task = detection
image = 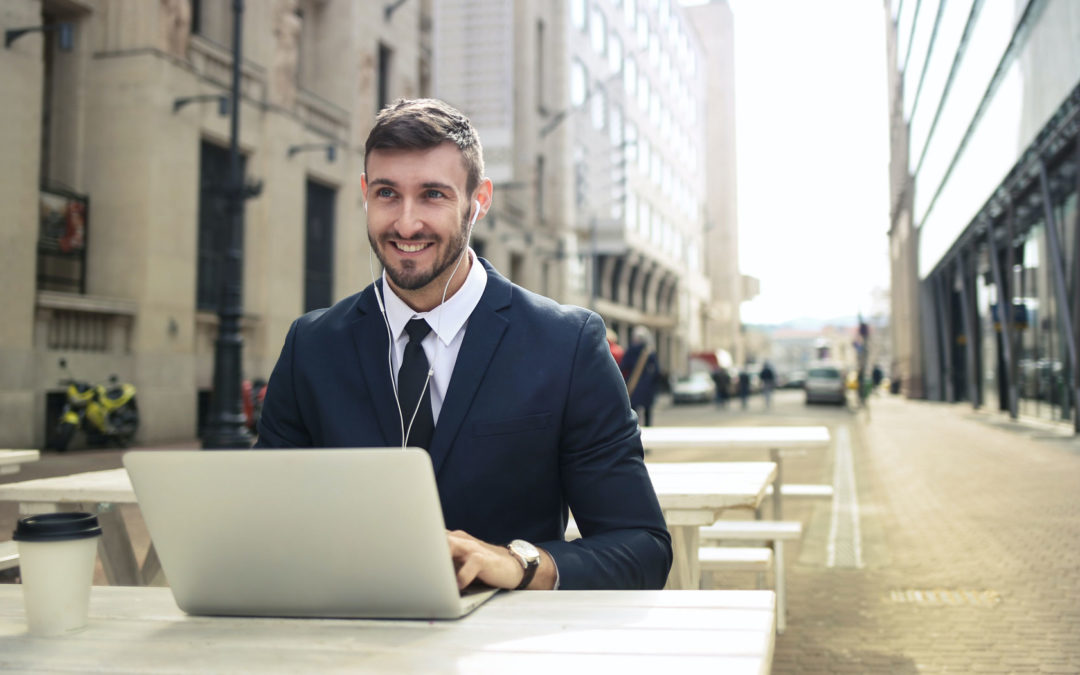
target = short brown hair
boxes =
[364,98,485,196]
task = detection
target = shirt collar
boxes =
[381,249,488,346]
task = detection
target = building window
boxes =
[197,141,245,312]
[571,0,587,32]
[37,186,88,294]
[624,56,637,97]
[377,43,393,111]
[570,59,588,106]
[536,20,547,113]
[304,180,336,312]
[609,104,623,146]
[637,12,648,47]
[191,0,233,48]
[510,252,525,285]
[608,33,623,73]
[590,8,607,56]
[536,154,546,224]
[591,85,607,130]
[624,0,636,30]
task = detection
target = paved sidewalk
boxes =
[772,396,1080,673]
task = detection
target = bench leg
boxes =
[94,503,142,587]
[775,541,786,634]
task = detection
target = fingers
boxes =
[445,530,519,590]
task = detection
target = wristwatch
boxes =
[506,539,540,590]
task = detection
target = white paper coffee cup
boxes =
[13,512,102,637]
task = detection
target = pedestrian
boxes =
[256,98,671,592]
[760,361,776,410]
[737,368,751,410]
[872,363,883,394]
[711,367,731,409]
[621,326,660,427]
[606,328,624,367]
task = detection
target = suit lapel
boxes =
[350,283,402,445]
[428,261,512,475]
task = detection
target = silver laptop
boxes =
[123,448,498,619]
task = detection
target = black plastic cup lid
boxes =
[13,512,102,542]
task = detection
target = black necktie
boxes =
[398,319,435,450]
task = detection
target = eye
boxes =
[424,189,445,199]
[375,187,395,198]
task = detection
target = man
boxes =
[620,326,659,427]
[256,98,671,592]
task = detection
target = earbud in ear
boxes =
[363,201,368,212]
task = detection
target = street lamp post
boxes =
[202,0,254,449]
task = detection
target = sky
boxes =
[691,0,893,325]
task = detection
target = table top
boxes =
[0,586,775,674]
[642,426,831,449]
[0,468,134,504]
[646,462,776,511]
[0,450,39,466]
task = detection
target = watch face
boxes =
[510,539,540,564]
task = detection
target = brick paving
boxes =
[769,396,1080,674]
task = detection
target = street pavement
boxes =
[3,389,1079,673]
[658,388,1080,674]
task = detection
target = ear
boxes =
[474,177,494,219]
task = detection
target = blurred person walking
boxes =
[621,327,660,427]
[712,367,731,409]
[737,368,751,410]
[760,361,776,410]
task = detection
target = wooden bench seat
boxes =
[0,541,18,572]
[698,546,773,573]
[699,520,802,543]
[765,483,833,498]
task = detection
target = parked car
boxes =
[781,370,807,389]
[671,372,717,404]
[805,364,847,405]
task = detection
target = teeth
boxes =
[396,242,428,253]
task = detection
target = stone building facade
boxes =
[1,0,423,447]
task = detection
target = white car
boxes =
[672,372,716,404]
[805,365,847,405]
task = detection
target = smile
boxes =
[394,241,432,253]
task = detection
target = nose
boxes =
[393,199,425,239]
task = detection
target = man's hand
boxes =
[446,530,555,590]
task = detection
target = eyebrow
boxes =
[367,178,458,194]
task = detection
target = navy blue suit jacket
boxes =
[256,259,672,590]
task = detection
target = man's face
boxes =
[362,143,474,297]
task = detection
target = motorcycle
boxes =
[52,358,139,451]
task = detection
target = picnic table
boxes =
[0,468,153,586]
[641,426,831,519]
[646,462,776,590]
[0,586,777,673]
[0,450,40,477]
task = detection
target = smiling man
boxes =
[255,98,672,592]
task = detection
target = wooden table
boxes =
[642,426,831,631]
[0,469,151,586]
[642,426,831,520]
[0,586,776,673]
[0,450,40,476]
[646,462,776,591]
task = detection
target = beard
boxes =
[369,207,470,292]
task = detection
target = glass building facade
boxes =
[888,0,1080,430]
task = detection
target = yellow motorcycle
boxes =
[52,358,139,451]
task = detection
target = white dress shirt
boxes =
[381,248,487,423]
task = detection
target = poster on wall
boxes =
[39,189,88,254]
